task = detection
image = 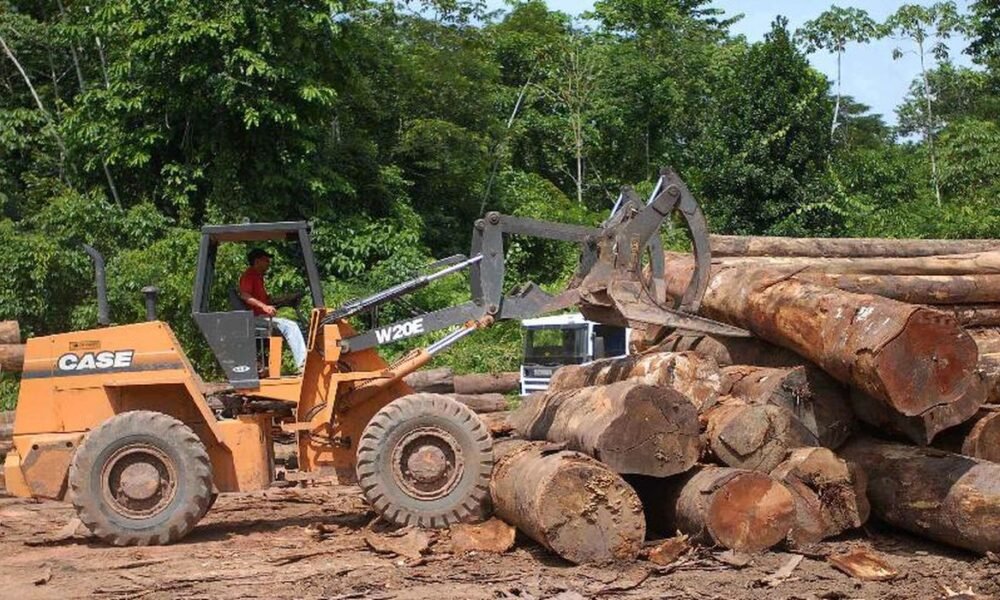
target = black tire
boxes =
[68,411,213,546]
[357,394,493,528]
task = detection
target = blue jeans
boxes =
[263,317,307,372]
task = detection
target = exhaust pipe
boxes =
[82,244,111,326]
[142,286,160,321]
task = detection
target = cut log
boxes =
[934,408,1000,463]
[403,367,453,393]
[968,328,1000,354]
[721,365,854,449]
[702,251,1000,276]
[0,321,19,344]
[850,386,985,446]
[653,333,803,369]
[663,262,984,443]
[453,372,519,395]
[710,235,1000,259]
[935,305,1000,327]
[549,351,723,412]
[490,440,645,563]
[629,467,796,552]
[478,412,513,438]
[790,273,1000,305]
[841,437,1000,554]
[510,381,701,477]
[444,393,507,413]
[769,448,869,549]
[980,353,1000,403]
[703,397,818,473]
[0,344,25,372]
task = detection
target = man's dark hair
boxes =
[247,248,273,266]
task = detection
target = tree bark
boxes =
[790,273,1000,305]
[629,467,796,552]
[403,367,453,393]
[0,321,20,344]
[841,437,1000,554]
[0,344,25,372]
[968,328,1000,355]
[444,393,507,414]
[850,386,984,446]
[702,397,818,473]
[980,353,1000,403]
[664,263,984,442]
[509,381,701,477]
[698,252,1000,276]
[454,372,519,395]
[710,235,1000,259]
[653,333,804,369]
[490,440,645,563]
[934,305,1000,327]
[549,351,723,412]
[478,412,513,438]
[721,365,854,449]
[769,448,869,549]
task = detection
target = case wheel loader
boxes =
[3,169,746,546]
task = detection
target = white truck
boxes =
[519,313,630,395]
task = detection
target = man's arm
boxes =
[238,275,277,316]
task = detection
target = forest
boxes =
[1,0,999,406]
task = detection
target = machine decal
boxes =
[374,318,425,344]
[57,350,135,372]
[232,365,251,374]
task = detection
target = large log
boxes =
[444,393,507,413]
[0,321,19,344]
[454,372,520,395]
[703,397,818,473]
[629,467,796,552]
[702,251,1000,275]
[549,352,723,412]
[710,235,1000,259]
[663,263,984,443]
[968,328,1000,354]
[935,304,1000,327]
[653,333,804,368]
[790,273,1000,305]
[403,367,453,393]
[721,365,854,449]
[769,448,869,549]
[0,344,25,372]
[841,437,1000,554]
[490,440,645,563]
[510,381,701,477]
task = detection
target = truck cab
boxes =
[519,313,629,395]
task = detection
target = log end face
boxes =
[705,470,795,553]
[875,309,982,416]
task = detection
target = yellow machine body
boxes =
[3,309,416,502]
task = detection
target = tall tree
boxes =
[885,2,964,205]
[797,6,879,139]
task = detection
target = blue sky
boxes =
[486,0,976,125]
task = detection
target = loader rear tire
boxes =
[69,411,213,546]
[357,394,493,528]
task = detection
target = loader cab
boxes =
[192,221,324,389]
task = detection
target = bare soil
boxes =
[1,482,998,600]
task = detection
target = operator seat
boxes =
[229,286,276,373]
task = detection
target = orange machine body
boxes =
[3,307,423,501]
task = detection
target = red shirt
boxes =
[239,268,270,316]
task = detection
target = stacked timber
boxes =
[403,367,518,412]
[0,321,24,372]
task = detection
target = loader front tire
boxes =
[69,411,213,546]
[357,394,493,528]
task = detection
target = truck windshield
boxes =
[523,326,589,366]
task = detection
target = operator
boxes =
[239,248,307,372]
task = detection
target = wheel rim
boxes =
[390,426,464,501]
[100,444,177,519]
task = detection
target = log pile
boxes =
[403,367,518,413]
[477,237,1000,564]
[0,321,24,373]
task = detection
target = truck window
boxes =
[593,325,627,359]
[523,326,588,366]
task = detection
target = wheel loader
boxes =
[3,169,746,546]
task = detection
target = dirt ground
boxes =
[1,482,998,600]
